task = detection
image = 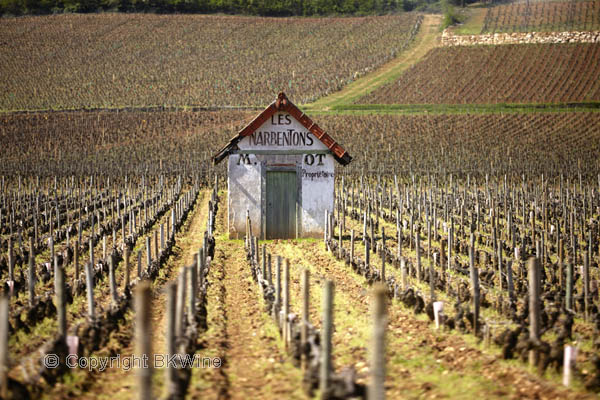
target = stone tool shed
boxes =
[213,93,352,239]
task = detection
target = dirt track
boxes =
[187,196,306,400]
[306,14,442,110]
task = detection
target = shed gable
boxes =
[213,92,351,165]
[238,111,328,151]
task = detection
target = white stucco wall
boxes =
[228,153,262,239]
[299,153,334,237]
[227,111,335,239]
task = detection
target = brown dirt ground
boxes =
[186,195,306,400]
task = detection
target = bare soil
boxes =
[186,197,306,400]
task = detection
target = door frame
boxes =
[261,163,302,240]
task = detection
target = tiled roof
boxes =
[213,92,352,165]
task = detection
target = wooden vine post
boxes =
[469,235,480,335]
[135,282,152,400]
[0,297,8,398]
[166,281,177,397]
[369,284,387,400]
[283,259,290,349]
[55,255,67,339]
[301,268,310,371]
[528,257,541,369]
[320,280,334,399]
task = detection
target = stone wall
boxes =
[442,30,600,46]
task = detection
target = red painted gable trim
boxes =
[213,93,352,165]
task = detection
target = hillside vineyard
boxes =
[1,7,600,400]
[360,43,600,105]
[481,0,600,33]
[3,111,599,177]
[0,13,420,111]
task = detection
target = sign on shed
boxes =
[213,92,352,239]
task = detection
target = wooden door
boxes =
[266,171,297,239]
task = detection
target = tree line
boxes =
[0,0,439,16]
